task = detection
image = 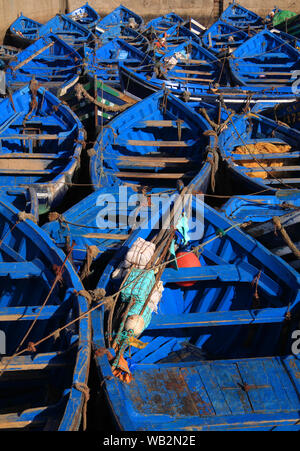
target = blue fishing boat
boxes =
[229,29,300,90]
[95,5,144,35]
[6,33,82,95]
[0,81,85,214]
[96,25,150,52]
[67,2,101,31]
[4,14,42,49]
[222,191,300,271]
[119,39,227,99]
[218,112,300,193]
[0,200,90,430]
[36,14,94,52]
[43,185,153,272]
[202,20,249,55]
[221,1,263,30]
[61,75,136,137]
[84,38,151,86]
[91,192,300,430]
[270,29,300,50]
[146,13,184,32]
[0,187,38,222]
[90,90,217,193]
[0,45,19,64]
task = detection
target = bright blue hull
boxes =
[6,33,82,95]
[221,2,263,30]
[202,20,248,55]
[95,5,144,34]
[0,200,90,430]
[5,15,42,49]
[92,195,300,430]
[218,112,300,193]
[84,38,150,86]
[229,29,300,91]
[90,90,217,193]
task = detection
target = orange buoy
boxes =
[175,251,201,287]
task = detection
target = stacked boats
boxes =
[0,0,299,432]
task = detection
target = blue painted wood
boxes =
[5,15,42,49]
[0,83,85,214]
[67,2,101,31]
[202,20,248,55]
[0,200,90,430]
[146,13,184,31]
[221,2,263,30]
[6,33,83,95]
[90,90,217,193]
[92,193,300,430]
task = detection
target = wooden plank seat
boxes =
[161,264,255,284]
[245,79,293,84]
[147,306,288,330]
[0,134,65,141]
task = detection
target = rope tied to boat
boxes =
[73,382,90,431]
[273,216,300,259]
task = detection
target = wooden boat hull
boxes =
[92,196,300,430]
[89,90,216,193]
[67,2,101,31]
[4,15,42,49]
[119,63,298,109]
[60,75,136,138]
[0,200,90,430]
[222,191,300,272]
[218,112,300,193]
[229,29,300,91]
[0,187,38,221]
